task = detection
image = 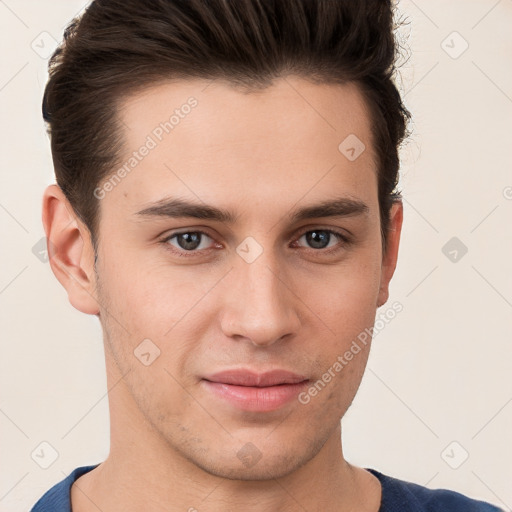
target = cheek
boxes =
[98,255,215,376]
[99,231,381,350]
[300,255,381,335]
[98,245,190,324]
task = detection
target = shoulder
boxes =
[30,464,100,512]
[365,468,504,512]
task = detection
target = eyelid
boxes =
[294,224,351,240]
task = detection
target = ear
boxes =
[377,201,403,308]
[41,184,100,315]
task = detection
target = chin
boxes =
[196,454,304,481]
[177,434,324,482]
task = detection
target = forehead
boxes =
[105,76,377,219]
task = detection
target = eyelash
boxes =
[159,228,352,258]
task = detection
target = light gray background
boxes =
[1,1,511,510]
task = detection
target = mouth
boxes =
[201,369,310,412]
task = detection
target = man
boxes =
[31,0,503,510]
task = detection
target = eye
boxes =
[159,227,351,259]
[294,228,350,253]
[161,230,217,257]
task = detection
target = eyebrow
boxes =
[134,196,369,224]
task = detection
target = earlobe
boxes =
[42,184,100,315]
[377,201,403,308]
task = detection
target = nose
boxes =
[219,253,301,347]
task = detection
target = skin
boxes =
[42,76,402,511]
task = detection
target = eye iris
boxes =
[306,230,331,249]
[177,232,202,250]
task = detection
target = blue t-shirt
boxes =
[30,464,504,511]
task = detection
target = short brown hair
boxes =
[42,0,411,254]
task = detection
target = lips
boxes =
[203,369,308,387]
[201,369,310,412]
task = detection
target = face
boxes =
[50,76,402,480]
